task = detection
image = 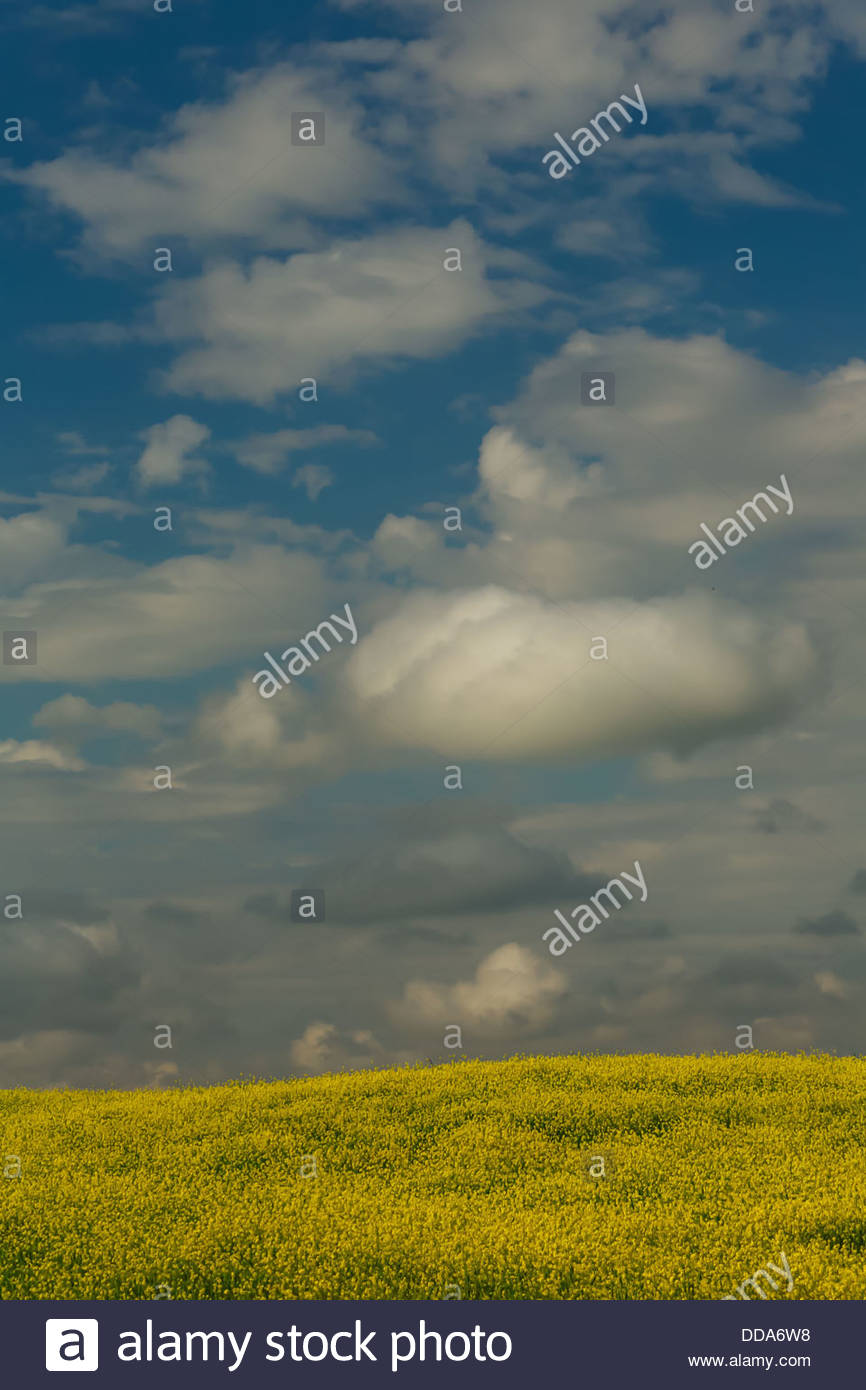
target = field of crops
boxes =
[1,1053,864,1299]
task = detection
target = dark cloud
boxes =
[753,798,825,835]
[377,924,473,949]
[0,923,139,1046]
[22,891,110,924]
[694,952,800,1015]
[794,910,861,937]
[848,869,866,894]
[324,825,590,923]
[243,804,595,926]
[597,919,673,945]
[137,900,270,967]
[243,892,291,922]
[143,902,201,928]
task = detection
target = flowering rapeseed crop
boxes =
[0,1053,863,1299]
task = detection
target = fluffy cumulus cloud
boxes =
[0,512,69,590]
[343,586,817,760]
[149,222,546,404]
[135,415,210,488]
[814,970,848,999]
[10,59,401,255]
[390,943,567,1036]
[33,696,162,741]
[0,539,333,683]
[0,739,84,771]
[498,328,866,499]
[193,675,338,772]
[331,0,835,205]
[289,1022,388,1074]
[367,329,866,618]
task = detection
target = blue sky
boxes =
[2,0,866,1085]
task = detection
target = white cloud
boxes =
[289,1021,386,1073]
[815,971,848,1000]
[51,462,111,493]
[390,943,566,1035]
[343,586,817,760]
[193,677,337,771]
[0,512,69,589]
[178,324,866,779]
[332,0,830,206]
[0,542,332,682]
[33,695,162,740]
[477,425,601,509]
[135,414,210,489]
[0,739,84,771]
[51,432,112,492]
[11,60,401,255]
[146,222,545,404]
[501,328,800,489]
[55,430,110,457]
[6,0,844,311]
[293,464,334,502]
[193,575,819,775]
[7,0,204,32]
[828,0,866,53]
[233,426,376,476]
[363,326,866,610]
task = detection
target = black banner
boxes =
[16,1299,852,1386]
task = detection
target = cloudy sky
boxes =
[2,0,865,1087]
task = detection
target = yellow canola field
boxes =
[0,1053,864,1300]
